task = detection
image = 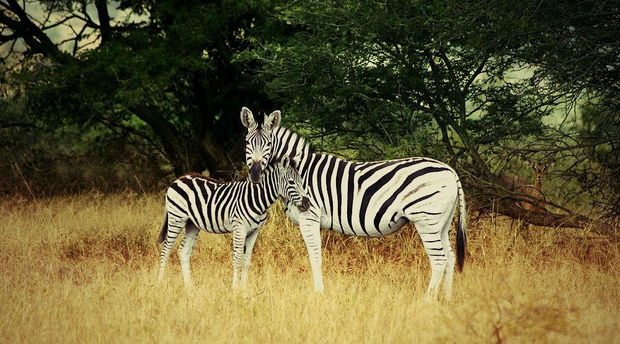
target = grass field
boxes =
[1,193,618,343]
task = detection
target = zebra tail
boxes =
[456,178,467,272]
[157,213,168,244]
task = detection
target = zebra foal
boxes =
[157,155,310,287]
[241,107,467,300]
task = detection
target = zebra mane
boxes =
[181,172,223,184]
[179,172,228,184]
[270,126,314,167]
[182,164,280,185]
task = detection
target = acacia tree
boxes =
[257,0,563,168]
[1,0,281,178]
[251,0,617,227]
[517,0,620,220]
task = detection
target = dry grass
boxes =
[1,193,618,343]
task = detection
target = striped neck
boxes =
[247,163,291,211]
[270,126,313,175]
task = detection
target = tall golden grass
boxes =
[1,193,618,343]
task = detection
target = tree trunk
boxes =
[476,194,613,232]
[129,105,238,179]
[496,201,605,228]
[465,173,614,232]
[94,0,112,43]
[198,129,237,180]
[129,106,187,176]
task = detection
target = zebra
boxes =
[240,107,467,299]
[156,155,310,288]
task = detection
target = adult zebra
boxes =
[241,107,467,299]
[157,155,310,288]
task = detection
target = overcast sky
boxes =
[1,1,147,57]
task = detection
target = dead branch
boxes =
[462,169,613,231]
[479,198,612,232]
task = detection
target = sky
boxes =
[1,1,147,57]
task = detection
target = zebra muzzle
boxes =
[249,163,261,184]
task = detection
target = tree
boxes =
[256,0,563,167]
[517,0,620,220]
[1,0,283,178]
[249,0,617,227]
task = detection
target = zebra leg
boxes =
[178,222,200,288]
[440,203,458,300]
[240,227,260,286]
[231,225,247,288]
[158,214,187,283]
[299,213,324,292]
[413,217,449,300]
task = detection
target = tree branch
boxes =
[0,121,39,130]
[2,0,61,57]
[94,0,111,43]
[463,56,488,93]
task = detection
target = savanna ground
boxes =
[1,193,618,343]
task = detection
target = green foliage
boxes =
[250,0,553,167]
[0,93,166,195]
[238,0,620,218]
[514,0,620,218]
[570,103,620,217]
[7,0,286,178]
[1,0,618,218]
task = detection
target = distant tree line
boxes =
[1,0,618,223]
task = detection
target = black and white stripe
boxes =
[241,108,467,299]
[156,157,309,287]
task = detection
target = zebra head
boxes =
[240,107,281,184]
[277,154,310,212]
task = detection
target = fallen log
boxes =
[476,198,613,232]
[462,173,616,232]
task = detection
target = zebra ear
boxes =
[240,107,256,129]
[264,110,281,131]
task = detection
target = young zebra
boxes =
[241,107,467,299]
[157,155,310,288]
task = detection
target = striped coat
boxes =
[241,108,466,299]
[156,157,309,287]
